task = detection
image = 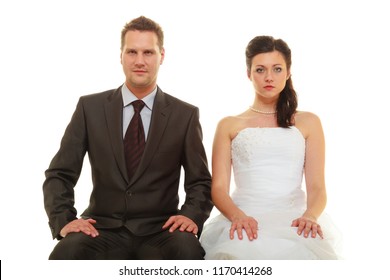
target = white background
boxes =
[1,0,389,278]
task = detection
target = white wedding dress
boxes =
[201,127,342,259]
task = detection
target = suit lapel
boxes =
[104,87,128,183]
[130,88,172,184]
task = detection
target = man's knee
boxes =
[162,231,205,260]
[49,232,94,260]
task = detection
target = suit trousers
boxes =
[48,227,205,260]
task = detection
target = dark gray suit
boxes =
[43,86,212,259]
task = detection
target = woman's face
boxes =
[248,50,290,102]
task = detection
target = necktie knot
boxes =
[132,100,145,113]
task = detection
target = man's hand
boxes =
[60,218,99,238]
[162,215,198,235]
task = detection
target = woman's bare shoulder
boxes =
[216,114,250,139]
[294,111,323,138]
[295,110,321,124]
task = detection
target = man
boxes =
[43,16,213,259]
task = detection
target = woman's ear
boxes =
[287,71,291,80]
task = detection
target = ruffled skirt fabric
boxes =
[201,210,342,260]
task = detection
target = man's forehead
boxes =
[123,31,159,48]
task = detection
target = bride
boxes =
[200,35,342,259]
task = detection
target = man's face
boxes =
[121,30,164,96]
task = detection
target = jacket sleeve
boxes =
[42,97,88,239]
[178,107,213,236]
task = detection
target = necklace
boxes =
[249,106,277,115]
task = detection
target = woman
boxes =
[200,36,342,259]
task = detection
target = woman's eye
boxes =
[274,67,282,72]
[255,68,264,73]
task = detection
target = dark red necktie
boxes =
[124,100,145,179]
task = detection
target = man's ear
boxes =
[160,47,165,65]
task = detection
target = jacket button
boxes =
[126,191,132,196]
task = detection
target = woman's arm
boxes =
[211,118,258,240]
[293,112,327,238]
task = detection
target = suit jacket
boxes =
[43,86,213,240]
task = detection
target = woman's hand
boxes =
[291,216,323,239]
[230,215,258,241]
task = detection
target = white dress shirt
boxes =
[121,84,157,140]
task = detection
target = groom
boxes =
[43,16,213,259]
